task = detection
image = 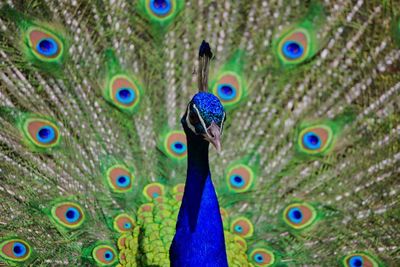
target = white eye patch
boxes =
[192,104,208,135]
[220,112,226,135]
[185,104,196,133]
[185,104,209,135]
[186,104,225,137]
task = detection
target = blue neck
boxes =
[169,127,228,266]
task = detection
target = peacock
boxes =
[0,0,399,266]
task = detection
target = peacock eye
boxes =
[220,112,227,133]
[342,252,380,267]
[226,164,254,193]
[277,29,310,65]
[92,245,117,266]
[249,248,276,266]
[28,28,63,61]
[189,111,200,125]
[113,213,135,233]
[105,165,134,193]
[51,202,85,229]
[230,217,254,238]
[283,203,317,230]
[0,239,32,262]
[22,117,60,149]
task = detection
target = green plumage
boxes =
[392,16,400,47]
[1,5,68,74]
[273,2,325,68]
[103,50,143,114]
[210,50,247,110]
[0,1,399,266]
[138,0,184,26]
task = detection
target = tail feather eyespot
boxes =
[282,203,317,230]
[0,239,32,262]
[92,245,118,266]
[106,165,134,193]
[249,248,275,267]
[51,202,85,229]
[297,124,334,156]
[342,252,380,267]
[113,214,135,233]
[21,117,60,149]
[212,72,244,109]
[230,217,254,238]
[226,164,255,193]
[26,27,65,63]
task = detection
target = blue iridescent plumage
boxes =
[192,92,224,126]
[170,119,228,266]
[116,175,130,188]
[288,207,303,224]
[302,132,321,150]
[116,88,136,105]
[65,207,80,223]
[12,243,26,257]
[150,0,171,16]
[349,256,363,267]
[37,126,55,144]
[37,38,58,57]
[170,41,228,266]
[187,92,225,139]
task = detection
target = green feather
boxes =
[1,5,68,74]
[295,113,353,158]
[391,16,400,47]
[83,242,119,267]
[273,2,325,68]
[137,0,184,26]
[103,50,143,114]
[210,50,247,110]
[341,251,385,267]
[0,238,34,266]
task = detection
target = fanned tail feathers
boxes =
[0,1,399,266]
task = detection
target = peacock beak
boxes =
[203,122,222,153]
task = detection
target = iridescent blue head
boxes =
[181,41,226,151]
[183,92,226,151]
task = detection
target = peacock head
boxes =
[182,92,226,152]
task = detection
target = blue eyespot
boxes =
[349,256,363,267]
[288,207,303,224]
[116,88,135,104]
[234,225,243,233]
[65,207,80,223]
[171,141,186,155]
[150,0,171,15]
[12,242,27,258]
[217,84,237,101]
[254,253,264,263]
[36,38,58,57]
[230,175,245,188]
[36,126,56,144]
[282,41,304,59]
[104,250,114,261]
[124,222,132,229]
[302,132,321,150]
[116,175,131,188]
[152,192,160,198]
